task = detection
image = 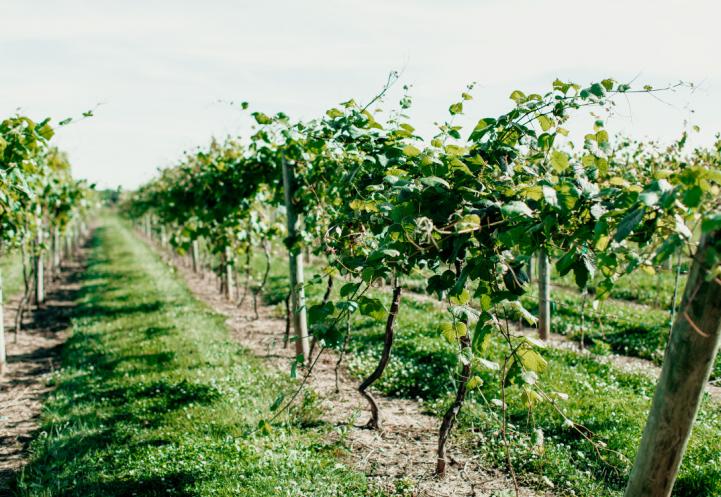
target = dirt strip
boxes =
[0,239,89,492]
[157,248,549,497]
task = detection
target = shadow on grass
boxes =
[7,226,222,497]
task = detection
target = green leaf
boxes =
[480,294,492,311]
[456,214,481,232]
[510,90,527,104]
[478,358,500,371]
[682,185,703,208]
[518,348,548,373]
[522,388,543,408]
[614,207,646,242]
[38,123,54,140]
[440,321,467,343]
[308,302,334,323]
[542,185,558,207]
[467,376,483,390]
[358,296,386,321]
[501,201,534,218]
[701,214,721,233]
[537,115,553,131]
[556,249,576,276]
[573,252,596,289]
[257,419,272,435]
[473,320,493,354]
[449,102,463,115]
[472,118,494,132]
[326,108,343,119]
[340,282,360,298]
[270,393,285,412]
[550,150,570,173]
[252,112,272,125]
[511,301,537,325]
[588,83,605,97]
[402,145,422,157]
[420,176,450,189]
[449,288,471,305]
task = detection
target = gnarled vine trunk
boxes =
[358,283,401,429]
[436,258,471,477]
[435,332,472,477]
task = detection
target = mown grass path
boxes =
[11,218,371,497]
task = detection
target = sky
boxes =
[2,0,720,189]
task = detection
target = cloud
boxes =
[1,0,719,188]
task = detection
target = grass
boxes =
[517,285,721,380]
[256,250,721,497]
[553,264,688,310]
[12,218,376,497]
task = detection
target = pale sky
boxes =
[2,0,720,189]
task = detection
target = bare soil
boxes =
[165,251,549,497]
[0,242,89,492]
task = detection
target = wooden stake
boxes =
[191,239,200,273]
[538,248,550,340]
[281,159,309,362]
[0,269,5,375]
[35,209,45,305]
[624,229,721,497]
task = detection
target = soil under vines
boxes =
[163,247,549,497]
[0,238,89,492]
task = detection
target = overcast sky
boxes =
[2,0,719,189]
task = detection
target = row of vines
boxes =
[127,77,721,497]
[0,115,94,373]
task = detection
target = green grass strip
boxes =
[12,218,372,497]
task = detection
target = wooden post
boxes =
[72,223,80,254]
[52,225,61,274]
[282,159,310,362]
[0,268,6,374]
[64,230,72,262]
[538,248,550,340]
[624,229,721,497]
[35,209,45,305]
[191,240,200,273]
[224,246,234,301]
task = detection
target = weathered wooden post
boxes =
[35,208,45,305]
[224,245,235,301]
[52,225,61,275]
[281,159,310,362]
[538,248,550,340]
[624,229,721,497]
[0,269,6,374]
[191,239,200,273]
